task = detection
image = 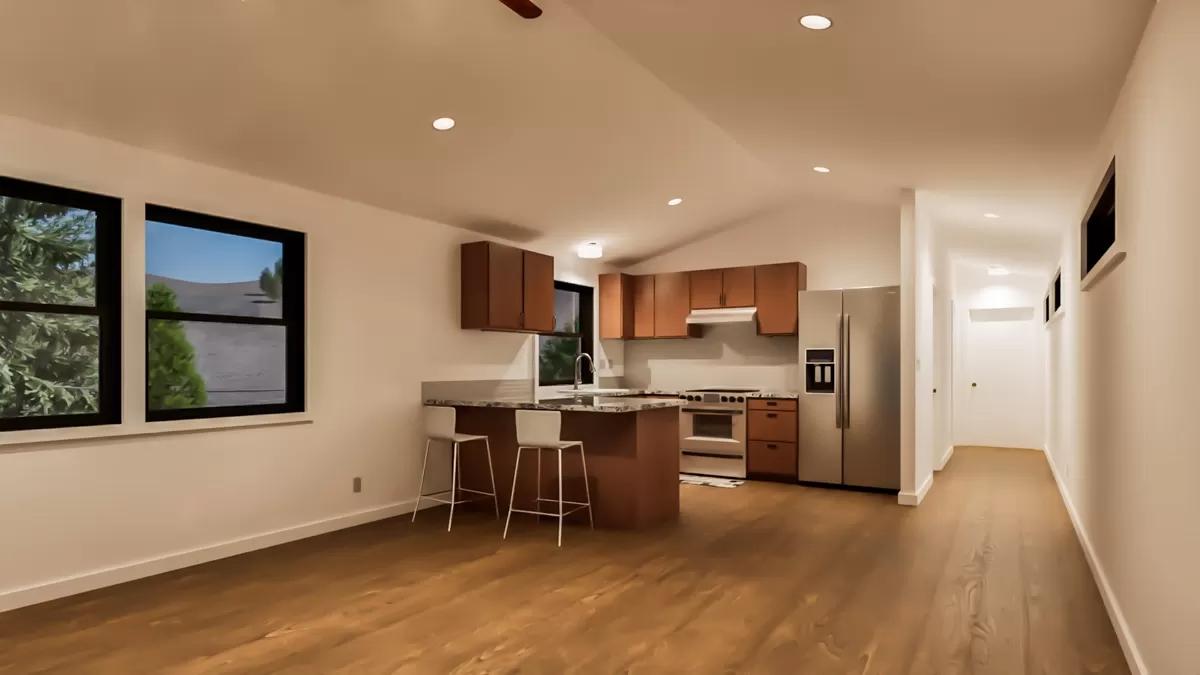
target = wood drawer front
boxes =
[748,410,796,443]
[748,398,797,412]
[748,440,797,477]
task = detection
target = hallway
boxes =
[0,447,1125,674]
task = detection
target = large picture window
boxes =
[144,205,305,421]
[537,281,594,386]
[0,176,121,431]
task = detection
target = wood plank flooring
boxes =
[0,447,1127,674]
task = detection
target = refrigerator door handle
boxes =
[836,313,844,429]
[843,314,851,428]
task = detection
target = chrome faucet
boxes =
[573,352,595,392]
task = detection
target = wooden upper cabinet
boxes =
[461,241,555,333]
[632,274,656,338]
[689,266,756,309]
[522,250,554,332]
[754,262,807,336]
[722,266,756,307]
[689,269,724,309]
[599,273,635,339]
[654,272,700,338]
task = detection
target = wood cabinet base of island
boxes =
[452,406,680,530]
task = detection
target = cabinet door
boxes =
[755,262,802,336]
[632,275,655,338]
[689,269,723,309]
[599,273,633,339]
[748,441,798,478]
[722,266,756,307]
[654,272,693,338]
[522,250,555,332]
[488,243,525,330]
[748,410,797,443]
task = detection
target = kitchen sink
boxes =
[556,388,635,396]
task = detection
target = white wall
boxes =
[0,114,609,610]
[619,197,899,391]
[951,261,1047,450]
[899,190,935,505]
[1046,1,1199,672]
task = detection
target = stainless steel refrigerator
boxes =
[796,286,901,490]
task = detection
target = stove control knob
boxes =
[720,395,728,402]
[737,396,745,402]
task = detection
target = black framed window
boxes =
[537,281,594,386]
[144,205,304,421]
[1082,159,1116,279]
[0,176,121,431]
[1053,270,1062,313]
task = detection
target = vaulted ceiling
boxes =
[0,0,1155,266]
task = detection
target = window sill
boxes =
[0,413,313,451]
[1081,249,1126,292]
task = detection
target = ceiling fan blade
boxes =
[498,0,543,19]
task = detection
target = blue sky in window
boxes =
[146,221,282,283]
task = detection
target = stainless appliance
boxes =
[678,387,758,478]
[797,287,901,490]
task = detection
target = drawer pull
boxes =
[767,401,778,406]
[766,413,777,419]
[767,444,777,449]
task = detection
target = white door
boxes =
[957,308,1044,449]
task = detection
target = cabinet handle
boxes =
[766,401,778,407]
[767,444,777,449]
[766,413,777,419]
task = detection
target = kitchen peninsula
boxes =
[421,395,682,529]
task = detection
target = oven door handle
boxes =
[681,408,744,415]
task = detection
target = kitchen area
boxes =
[422,241,902,534]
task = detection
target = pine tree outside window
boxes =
[0,176,121,432]
[144,205,305,421]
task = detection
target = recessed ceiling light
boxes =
[432,117,456,131]
[987,265,1010,277]
[984,212,1000,219]
[667,197,683,206]
[799,15,833,30]
[577,241,604,259]
[813,166,831,174]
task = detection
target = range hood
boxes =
[685,307,758,325]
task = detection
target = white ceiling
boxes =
[0,0,1155,267]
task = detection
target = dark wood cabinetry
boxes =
[754,262,806,336]
[632,275,656,338]
[654,272,701,339]
[748,398,798,481]
[599,273,635,339]
[690,266,755,309]
[461,241,555,333]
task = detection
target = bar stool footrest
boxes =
[508,504,591,518]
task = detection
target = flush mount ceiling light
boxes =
[984,212,1000,219]
[799,14,833,30]
[987,265,1010,276]
[667,197,683,206]
[577,241,604,259]
[813,166,831,174]
[432,117,456,131]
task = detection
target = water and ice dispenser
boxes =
[805,348,836,394]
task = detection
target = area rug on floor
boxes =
[679,474,745,488]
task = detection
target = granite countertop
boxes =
[746,391,801,400]
[423,395,685,413]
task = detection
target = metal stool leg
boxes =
[579,443,594,529]
[484,438,499,518]
[447,441,460,532]
[503,447,524,539]
[412,439,431,523]
[557,447,564,548]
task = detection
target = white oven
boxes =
[679,388,755,479]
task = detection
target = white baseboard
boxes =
[1043,450,1147,675]
[898,472,933,506]
[0,498,433,613]
[935,445,955,471]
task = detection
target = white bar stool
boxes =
[503,409,594,547]
[413,406,499,531]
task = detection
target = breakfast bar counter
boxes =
[423,396,683,529]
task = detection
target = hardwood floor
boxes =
[0,447,1127,674]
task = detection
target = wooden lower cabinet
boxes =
[747,441,797,477]
[747,399,798,481]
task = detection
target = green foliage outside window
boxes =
[258,258,283,301]
[0,196,100,418]
[147,283,208,410]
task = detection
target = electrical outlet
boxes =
[352,477,362,493]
